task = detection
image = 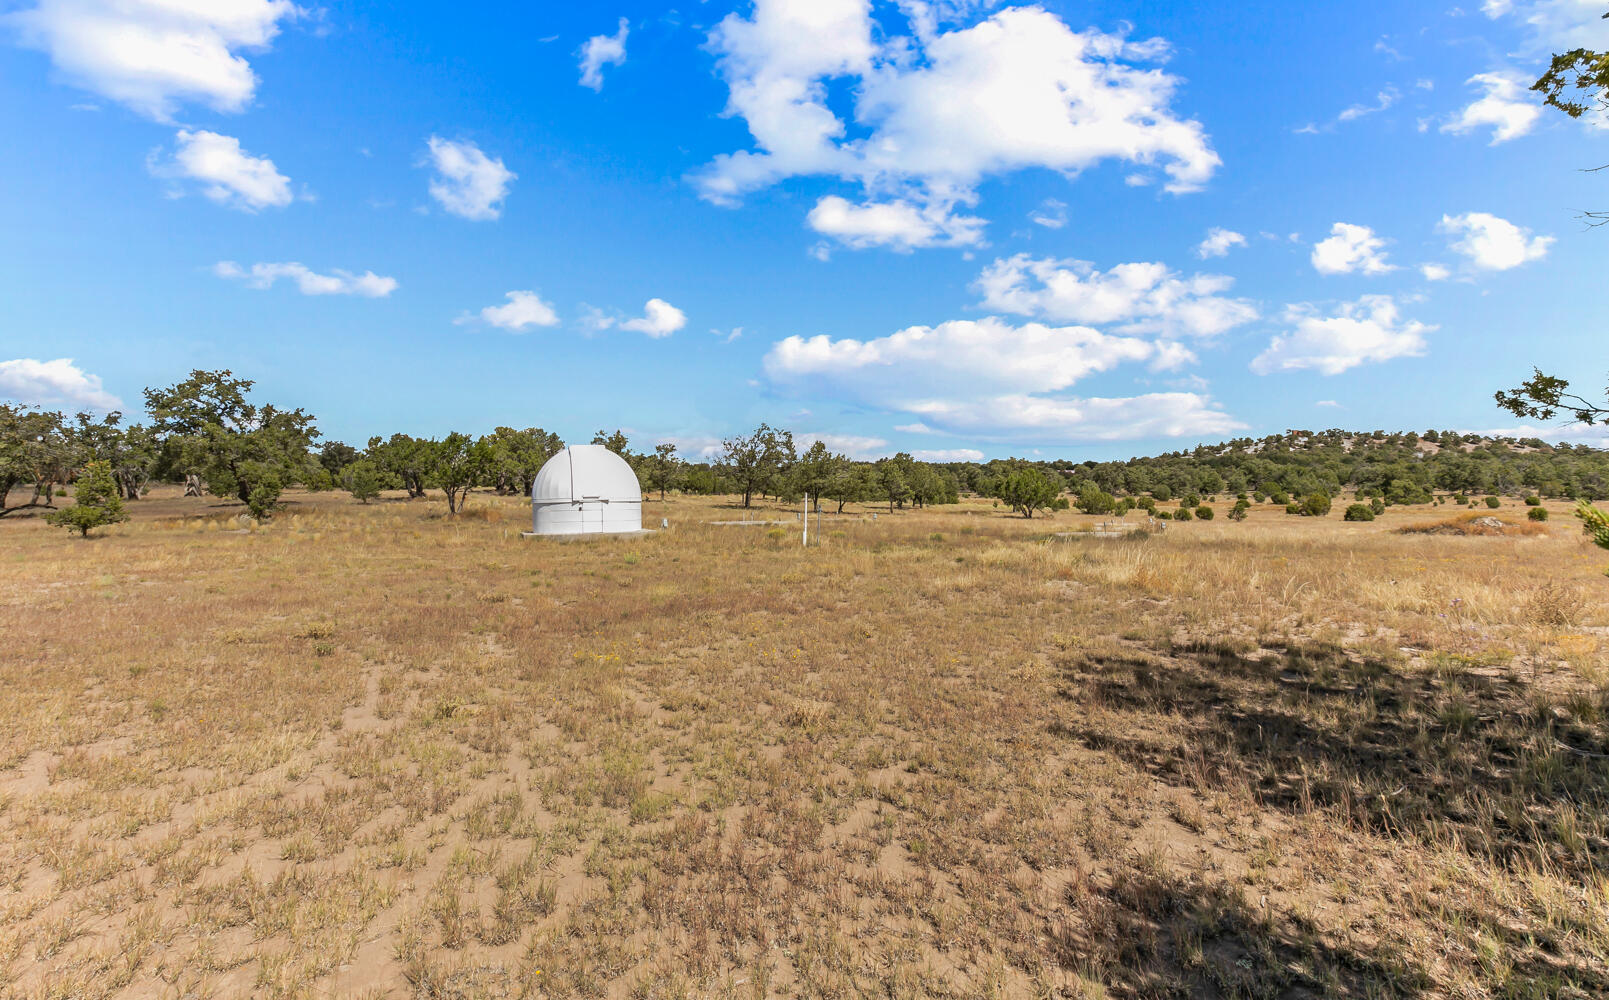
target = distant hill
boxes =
[941,429,1607,502]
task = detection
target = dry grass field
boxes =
[3,488,1608,999]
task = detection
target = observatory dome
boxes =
[531,445,643,535]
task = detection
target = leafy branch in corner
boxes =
[1495,369,1609,426]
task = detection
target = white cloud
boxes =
[152,129,292,212]
[1311,222,1393,275]
[765,317,1155,400]
[911,447,985,462]
[619,298,687,337]
[1251,295,1432,376]
[6,0,301,120]
[763,309,1241,443]
[425,137,515,221]
[807,194,985,250]
[578,17,629,90]
[1316,399,1341,408]
[1420,263,1452,281]
[698,2,1218,247]
[458,291,559,331]
[1483,0,1609,52]
[1195,227,1246,259]
[1442,72,1541,144]
[214,261,397,297]
[1339,86,1399,122]
[1028,198,1067,229]
[0,358,121,410]
[1465,421,1609,445]
[1149,341,1199,371]
[1439,211,1553,270]
[795,432,890,459]
[901,392,1245,442]
[975,254,1258,338]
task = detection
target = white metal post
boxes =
[803,493,809,546]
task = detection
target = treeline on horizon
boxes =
[4,370,1608,522]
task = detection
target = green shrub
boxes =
[1155,509,1172,520]
[1174,507,1193,522]
[1285,502,1301,515]
[1343,503,1376,522]
[1528,507,1549,522]
[1484,496,1501,509]
[344,460,384,504]
[304,468,336,492]
[1524,494,1542,506]
[246,479,282,520]
[46,461,129,538]
[1270,490,1290,505]
[1300,493,1333,517]
[1229,500,1250,522]
[1369,497,1385,515]
[1194,505,1213,520]
[1074,484,1115,514]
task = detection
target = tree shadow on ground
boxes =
[1051,858,1429,999]
[1052,639,1609,995]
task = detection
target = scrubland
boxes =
[2,488,1607,999]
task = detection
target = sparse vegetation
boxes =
[3,485,1605,997]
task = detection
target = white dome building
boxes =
[530,445,643,536]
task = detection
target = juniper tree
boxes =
[46,461,128,537]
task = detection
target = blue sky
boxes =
[1,0,1605,462]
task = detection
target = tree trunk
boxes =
[184,475,204,497]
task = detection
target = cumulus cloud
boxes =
[618,298,688,337]
[795,432,890,459]
[0,357,121,410]
[911,447,986,462]
[901,392,1245,442]
[1465,421,1609,445]
[578,17,629,90]
[763,309,1242,442]
[5,0,301,120]
[1195,227,1246,259]
[214,261,398,297]
[974,255,1258,339]
[765,317,1154,400]
[425,137,515,221]
[1442,72,1541,144]
[807,194,985,250]
[1420,263,1452,281]
[457,291,559,331]
[1251,295,1432,376]
[1311,222,1393,275]
[151,129,293,212]
[697,1,1218,248]
[1439,212,1553,270]
[1482,0,1609,52]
